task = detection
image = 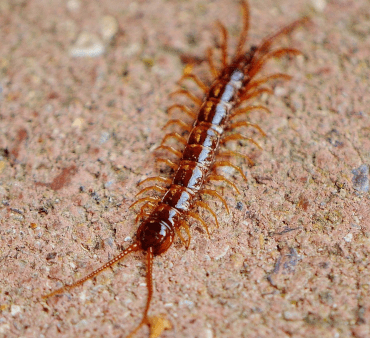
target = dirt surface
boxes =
[0,0,369,337]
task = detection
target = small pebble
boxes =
[311,0,327,12]
[179,299,194,308]
[99,131,110,144]
[236,201,243,210]
[343,233,353,243]
[205,328,213,338]
[214,245,230,260]
[352,164,369,192]
[72,117,84,129]
[283,310,302,321]
[0,323,10,334]
[148,315,172,338]
[0,161,5,174]
[70,32,105,57]
[11,305,21,316]
[100,15,119,42]
[67,0,81,12]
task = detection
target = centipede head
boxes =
[137,217,175,255]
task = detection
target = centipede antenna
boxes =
[42,243,141,299]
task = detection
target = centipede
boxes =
[43,1,308,337]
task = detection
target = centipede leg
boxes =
[162,119,193,133]
[155,145,183,158]
[218,149,255,166]
[230,105,271,119]
[136,185,167,197]
[206,47,219,78]
[220,133,262,149]
[167,104,197,119]
[136,211,151,223]
[194,200,219,228]
[255,16,309,58]
[178,74,208,92]
[249,48,302,78]
[129,196,161,209]
[169,89,202,106]
[208,174,240,194]
[213,160,248,182]
[187,211,210,237]
[216,20,228,67]
[201,188,230,214]
[126,247,154,338]
[227,121,266,137]
[238,87,274,103]
[156,158,179,171]
[235,0,250,57]
[135,201,157,223]
[160,132,187,147]
[138,176,172,187]
[246,73,292,90]
[175,219,191,249]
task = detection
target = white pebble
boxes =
[70,32,105,58]
[0,323,10,334]
[179,299,194,308]
[283,311,302,321]
[214,245,230,260]
[100,15,119,42]
[99,131,110,144]
[11,305,21,316]
[205,328,213,338]
[311,0,327,12]
[79,290,87,302]
[274,86,287,97]
[343,233,353,243]
[71,117,84,129]
[67,0,81,12]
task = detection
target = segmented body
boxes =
[138,65,250,255]
[44,2,307,337]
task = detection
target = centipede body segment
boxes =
[43,1,307,337]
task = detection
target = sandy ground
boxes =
[0,0,369,337]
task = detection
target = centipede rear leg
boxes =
[248,47,302,78]
[206,47,220,77]
[216,20,229,67]
[235,0,250,57]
